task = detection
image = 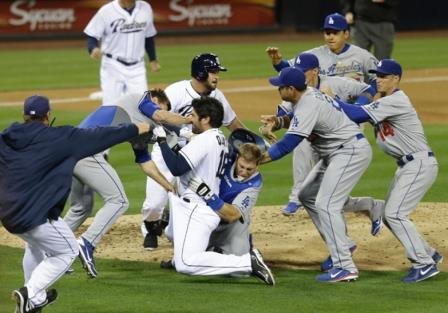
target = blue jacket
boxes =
[0,121,138,234]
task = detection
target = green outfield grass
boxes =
[0,35,448,92]
[1,34,447,313]
[1,245,447,313]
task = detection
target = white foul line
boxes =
[1,75,448,107]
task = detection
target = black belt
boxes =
[105,53,139,66]
[183,198,190,203]
[397,151,434,167]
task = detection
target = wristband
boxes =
[206,194,225,211]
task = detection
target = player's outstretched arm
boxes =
[152,110,191,125]
[139,160,175,193]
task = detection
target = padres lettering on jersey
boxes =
[84,0,157,62]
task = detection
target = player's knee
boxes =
[298,189,313,207]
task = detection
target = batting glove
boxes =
[153,125,167,144]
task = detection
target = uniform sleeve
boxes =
[362,95,405,124]
[144,2,157,37]
[231,187,261,224]
[286,98,318,137]
[178,134,208,169]
[68,124,138,160]
[84,8,106,39]
[215,90,237,126]
[324,77,370,103]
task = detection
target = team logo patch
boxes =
[241,196,250,209]
[370,101,380,109]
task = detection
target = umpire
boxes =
[0,95,150,313]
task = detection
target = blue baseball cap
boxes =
[294,53,320,72]
[24,95,50,117]
[269,67,307,90]
[323,13,348,31]
[368,59,402,77]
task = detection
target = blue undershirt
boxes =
[268,133,304,160]
[159,142,191,176]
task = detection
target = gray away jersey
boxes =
[288,44,377,83]
[362,90,431,158]
[279,75,370,114]
[287,87,362,156]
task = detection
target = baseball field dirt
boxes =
[0,67,447,272]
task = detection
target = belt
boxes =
[183,198,190,203]
[397,151,434,167]
[339,133,365,149]
[105,53,139,66]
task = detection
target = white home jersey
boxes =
[84,0,157,63]
[279,75,370,113]
[287,45,377,83]
[287,87,362,156]
[362,90,431,158]
[178,129,228,203]
[165,80,237,127]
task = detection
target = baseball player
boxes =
[207,141,263,256]
[263,67,372,282]
[152,97,274,285]
[64,90,187,278]
[335,59,442,283]
[140,53,246,250]
[266,12,378,215]
[260,52,384,272]
[0,95,150,313]
[84,0,160,105]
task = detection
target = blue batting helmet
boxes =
[191,53,227,81]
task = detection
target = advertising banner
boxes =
[0,0,276,38]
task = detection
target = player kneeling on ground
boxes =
[153,97,275,285]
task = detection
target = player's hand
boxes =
[153,125,167,143]
[260,114,277,125]
[259,124,278,144]
[320,86,335,98]
[90,47,102,60]
[149,60,161,72]
[265,47,282,65]
[188,175,214,201]
[135,123,150,135]
[179,126,194,141]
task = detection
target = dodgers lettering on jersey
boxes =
[165,80,237,128]
[178,129,228,203]
[362,90,431,158]
[287,87,362,156]
[84,0,156,62]
[278,75,370,115]
[287,45,377,83]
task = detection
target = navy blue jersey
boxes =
[0,121,137,234]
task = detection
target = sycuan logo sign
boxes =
[9,0,75,31]
[169,0,232,26]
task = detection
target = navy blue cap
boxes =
[24,95,50,117]
[323,13,348,31]
[368,59,402,77]
[269,67,307,90]
[294,53,320,72]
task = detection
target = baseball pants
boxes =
[64,153,129,247]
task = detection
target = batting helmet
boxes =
[228,128,268,156]
[191,53,227,81]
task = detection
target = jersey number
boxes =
[216,150,227,177]
[377,121,395,141]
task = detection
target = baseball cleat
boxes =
[432,251,443,264]
[160,259,175,270]
[402,264,439,283]
[12,287,29,313]
[370,216,383,236]
[320,245,357,272]
[316,267,358,283]
[281,202,302,216]
[77,237,98,278]
[250,249,275,286]
[143,233,158,250]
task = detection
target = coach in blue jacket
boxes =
[0,95,150,313]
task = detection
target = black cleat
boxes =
[250,249,275,286]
